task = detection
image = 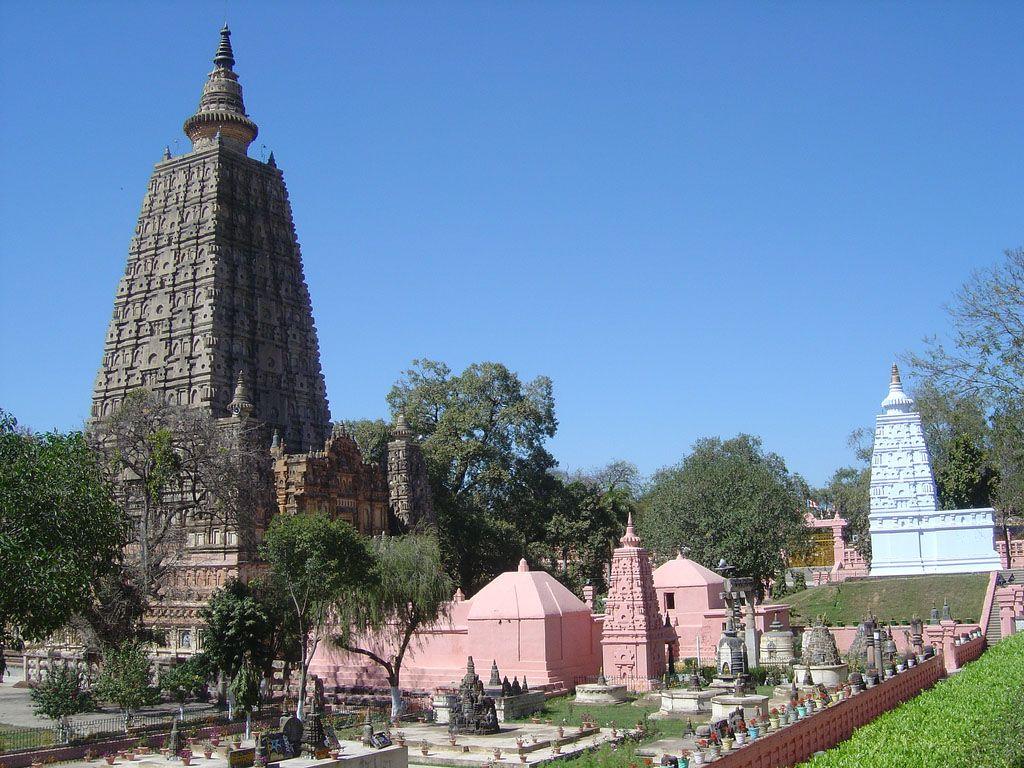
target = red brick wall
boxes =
[709,654,945,768]
[951,636,985,669]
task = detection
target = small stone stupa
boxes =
[793,616,848,687]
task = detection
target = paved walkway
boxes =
[0,670,218,732]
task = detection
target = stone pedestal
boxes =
[710,693,769,722]
[808,663,849,687]
[652,688,717,718]
[574,683,628,705]
[494,691,546,721]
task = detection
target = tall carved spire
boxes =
[183,25,259,153]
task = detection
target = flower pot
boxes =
[691,752,704,766]
[204,751,213,760]
[735,732,746,745]
[103,759,116,766]
[210,739,220,748]
[721,738,734,753]
[182,759,192,767]
[519,755,527,763]
[748,727,759,740]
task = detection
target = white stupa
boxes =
[868,364,1002,576]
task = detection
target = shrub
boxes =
[802,633,1024,767]
[31,665,95,721]
[94,642,159,716]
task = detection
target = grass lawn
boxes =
[0,722,54,752]
[800,632,1024,767]
[778,573,989,627]
[510,687,774,742]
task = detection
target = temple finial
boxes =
[183,25,259,153]
[890,363,902,388]
[214,24,235,70]
[228,370,254,419]
[619,511,641,547]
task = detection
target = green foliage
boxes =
[339,419,393,469]
[813,465,872,558]
[638,434,809,592]
[229,658,261,714]
[386,359,558,591]
[200,579,297,683]
[94,642,159,715]
[802,633,1024,767]
[334,534,453,710]
[30,665,95,721]
[261,511,373,715]
[0,410,126,675]
[557,743,641,768]
[160,655,209,704]
[538,479,627,595]
[779,574,988,627]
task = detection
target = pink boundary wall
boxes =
[703,653,947,768]
[309,564,604,691]
[996,539,1024,569]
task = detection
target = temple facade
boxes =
[83,26,432,654]
[868,365,1001,576]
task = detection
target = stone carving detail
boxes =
[800,616,842,666]
[272,424,389,535]
[386,414,435,530]
[91,28,330,455]
[601,514,669,684]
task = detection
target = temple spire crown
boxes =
[880,361,915,415]
[183,25,259,153]
[213,24,236,69]
[619,511,641,547]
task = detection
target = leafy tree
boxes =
[229,656,261,739]
[637,434,808,593]
[94,642,159,723]
[260,512,373,719]
[334,534,454,719]
[160,655,209,716]
[386,359,558,591]
[340,419,393,469]
[538,479,626,595]
[813,465,871,558]
[909,247,1024,404]
[30,665,95,732]
[0,410,126,680]
[200,579,298,697]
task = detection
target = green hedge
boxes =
[802,633,1024,768]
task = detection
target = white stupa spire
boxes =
[880,363,915,414]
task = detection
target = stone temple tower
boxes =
[91,25,330,452]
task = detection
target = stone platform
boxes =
[396,721,617,767]
[573,683,627,705]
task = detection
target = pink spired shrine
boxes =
[309,518,790,695]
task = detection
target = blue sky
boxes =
[1,1,1021,487]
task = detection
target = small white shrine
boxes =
[868,364,1002,576]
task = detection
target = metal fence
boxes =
[0,705,280,755]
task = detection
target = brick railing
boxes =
[707,654,945,768]
[951,635,986,668]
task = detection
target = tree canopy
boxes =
[334,534,454,718]
[638,434,808,591]
[260,511,373,719]
[0,410,126,676]
[385,359,558,591]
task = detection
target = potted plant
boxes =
[202,743,213,760]
[896,655,907,673]
[557,725,564,738]
[181,749,193,767]
[103,754,117,766]
[420,742,430,757]
[395,732,406,747]
[768,707,780,730]
[679,749,691,768]
[85,749,99,762]
[493,748,502,760]
[552,744,562,755]
[210,731,221,748]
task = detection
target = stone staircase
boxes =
[986,569,1024,643]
